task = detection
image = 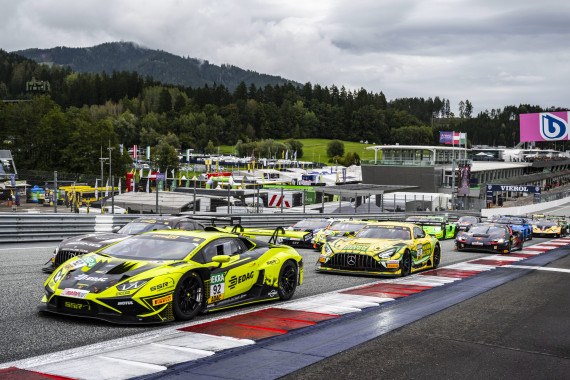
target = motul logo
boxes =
[268,194,291,208]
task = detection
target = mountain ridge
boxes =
[14,41,300,91]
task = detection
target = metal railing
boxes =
[0,211,479,243]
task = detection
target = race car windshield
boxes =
[469,225,505,235]
[495,218,523,225]
[331,222,368,232]
[293,220,330,229]
[118,222,171,235]
[458,216,478,223]
[538,222,557,227]
[356,226,411,240]
[100,234,205,260]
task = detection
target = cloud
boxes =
[1,0,569,114]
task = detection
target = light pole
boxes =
[107,146,114,213]
[99,157,108,203]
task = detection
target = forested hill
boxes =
[14,41,298,91]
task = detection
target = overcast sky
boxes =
[1,0,569,115]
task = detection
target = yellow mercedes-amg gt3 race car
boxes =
[40,228,307,324]
[316,221,441,276]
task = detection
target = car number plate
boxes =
[472,242,483,245]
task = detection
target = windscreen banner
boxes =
[520,112,569,142]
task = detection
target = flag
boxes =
[206,177,214,188]
[459,132,467,145]
[146,146,151,160]
[228,176,234,188]
[285,150,289,160]
[178,172,181,185]
[294,151,297,161]
[452,132,467,145]
[139,168,143,179]
[146,178,149,193]
[94,179,98,199]
[119,144,123,156]
[105,179,109,197]
[250,149,255,162]
[133,145,137,160]
[118,178,122,195]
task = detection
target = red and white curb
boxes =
[1,239,567,380]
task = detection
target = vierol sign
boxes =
[486,184,541,204]
[520,112,569,142]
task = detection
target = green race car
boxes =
[40,228,305,324]
[316,221,441,276]
[405,215,457,239]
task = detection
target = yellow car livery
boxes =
[40,229,304,324]
[316,221,441,277]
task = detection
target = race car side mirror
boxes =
[212,255,231,264]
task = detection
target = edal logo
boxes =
[540,113,568,141]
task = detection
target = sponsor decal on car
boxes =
[64,301,90,310]
[343,244,369,253]
[150,279,174,292]
[77,256,97,268]
[152,294,172,306]
[61,288,90,299]
[266,258,280,265]
[387,260,399,269]
[268,290,278,297]
[228,272,254,289]
[209,272,225,303]
[74,274,108,282]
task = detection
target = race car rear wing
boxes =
[407,220,446,229]
[206,225,313,245]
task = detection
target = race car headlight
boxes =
[117,279,150,291]
[324,244,333,256]
[378,248,397,259]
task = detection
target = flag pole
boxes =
[451,131,456,210]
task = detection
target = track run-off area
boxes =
[1,205,570,379]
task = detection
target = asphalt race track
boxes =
[0,238,492,364]
[0,223,569,378]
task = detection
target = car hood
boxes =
[58,233,129,253]
[330,238,406,255]
[53,254,180,294]
[461,233,503,241]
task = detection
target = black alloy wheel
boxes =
[400,250,412,277]
[277,260,298,300]
[432,245,441,268]
[173,271,204,321]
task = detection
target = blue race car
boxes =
[489,216,532,241]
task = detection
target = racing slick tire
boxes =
[277,260,298,300]
[173,271,204,321]
[505,242,512,254]
[432,245,441,269]
[527,232,532,241]
[400,250,412,277]
[517,238,524,251]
